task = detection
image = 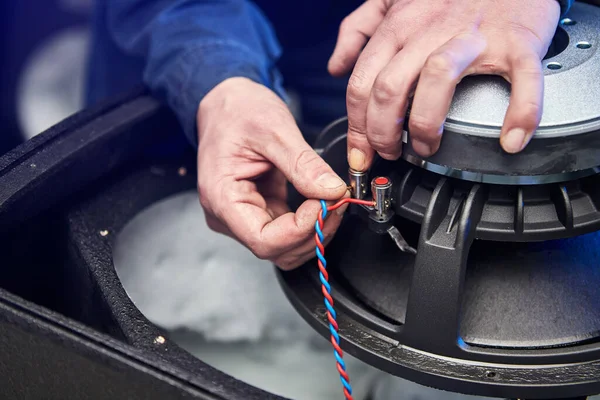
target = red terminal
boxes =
[374,177,389,185]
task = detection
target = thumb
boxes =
[328,1,386,76]
[264,129,347,201]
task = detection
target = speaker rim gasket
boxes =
[277,266,600,399]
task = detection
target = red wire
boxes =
[316,196,374,400]
[327,198,375,212]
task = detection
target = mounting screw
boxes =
[154,336,166,345]
[99,230,109,237]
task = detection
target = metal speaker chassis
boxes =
[279,130,600,399]
[280,21,600,394]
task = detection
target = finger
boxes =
[205,213,234,237]
[256,169,289,218]
[409,33,487,157]
[499,51,544,153]
[216,180,329,260]
[328,1,387,76]
[347,19,403,171]
[198,179,231,235]
[274,198,349,270]
[366,49,422,160]
[259,125,347,201]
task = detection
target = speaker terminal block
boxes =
[348,168,417,255]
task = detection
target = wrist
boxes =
[204,76,259,98]
[198,77,264,120]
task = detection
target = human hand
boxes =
[196,77,349,270]
[328,0,561,171]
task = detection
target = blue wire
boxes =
[316,199,353,397]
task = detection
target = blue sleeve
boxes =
[105,0,288,146]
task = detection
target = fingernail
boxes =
[412,139,432,157]
[316,172,345,189]
[348,148,366,170]
[502,128,526,153]
[336,203,349,216]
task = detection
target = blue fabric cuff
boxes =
[149,41,288,148]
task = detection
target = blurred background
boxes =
[0,0,92,156]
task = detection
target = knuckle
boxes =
[275,254,306,271]
[339,16,352,35]
[372,74,400,104]
[368,131,401,152]
[204,215,219,232]
[347,123,367,140]
[199,196,211,214]
[378,151,401,160]
[275,260,294,271]
[293,149,324,177]
[197,180,212,210]
[424,51,458,80]
[409,113,439,135]
[347,71,370,108]
[248,240,272,260]
[513,55,543,77]
[508,22,545,48]
[518,100,542,123]
[477,60,505,76]
[323,226,338,242]
[376,20,399,42]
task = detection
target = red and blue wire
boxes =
[315,197,375,400]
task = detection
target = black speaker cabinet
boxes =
[0,89,289,400]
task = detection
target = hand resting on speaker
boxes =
[328,0,565,170]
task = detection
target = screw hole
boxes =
[561,18,576,26]
[547,62,562,70]
[576,41,592,49]
[486,371,496,378]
